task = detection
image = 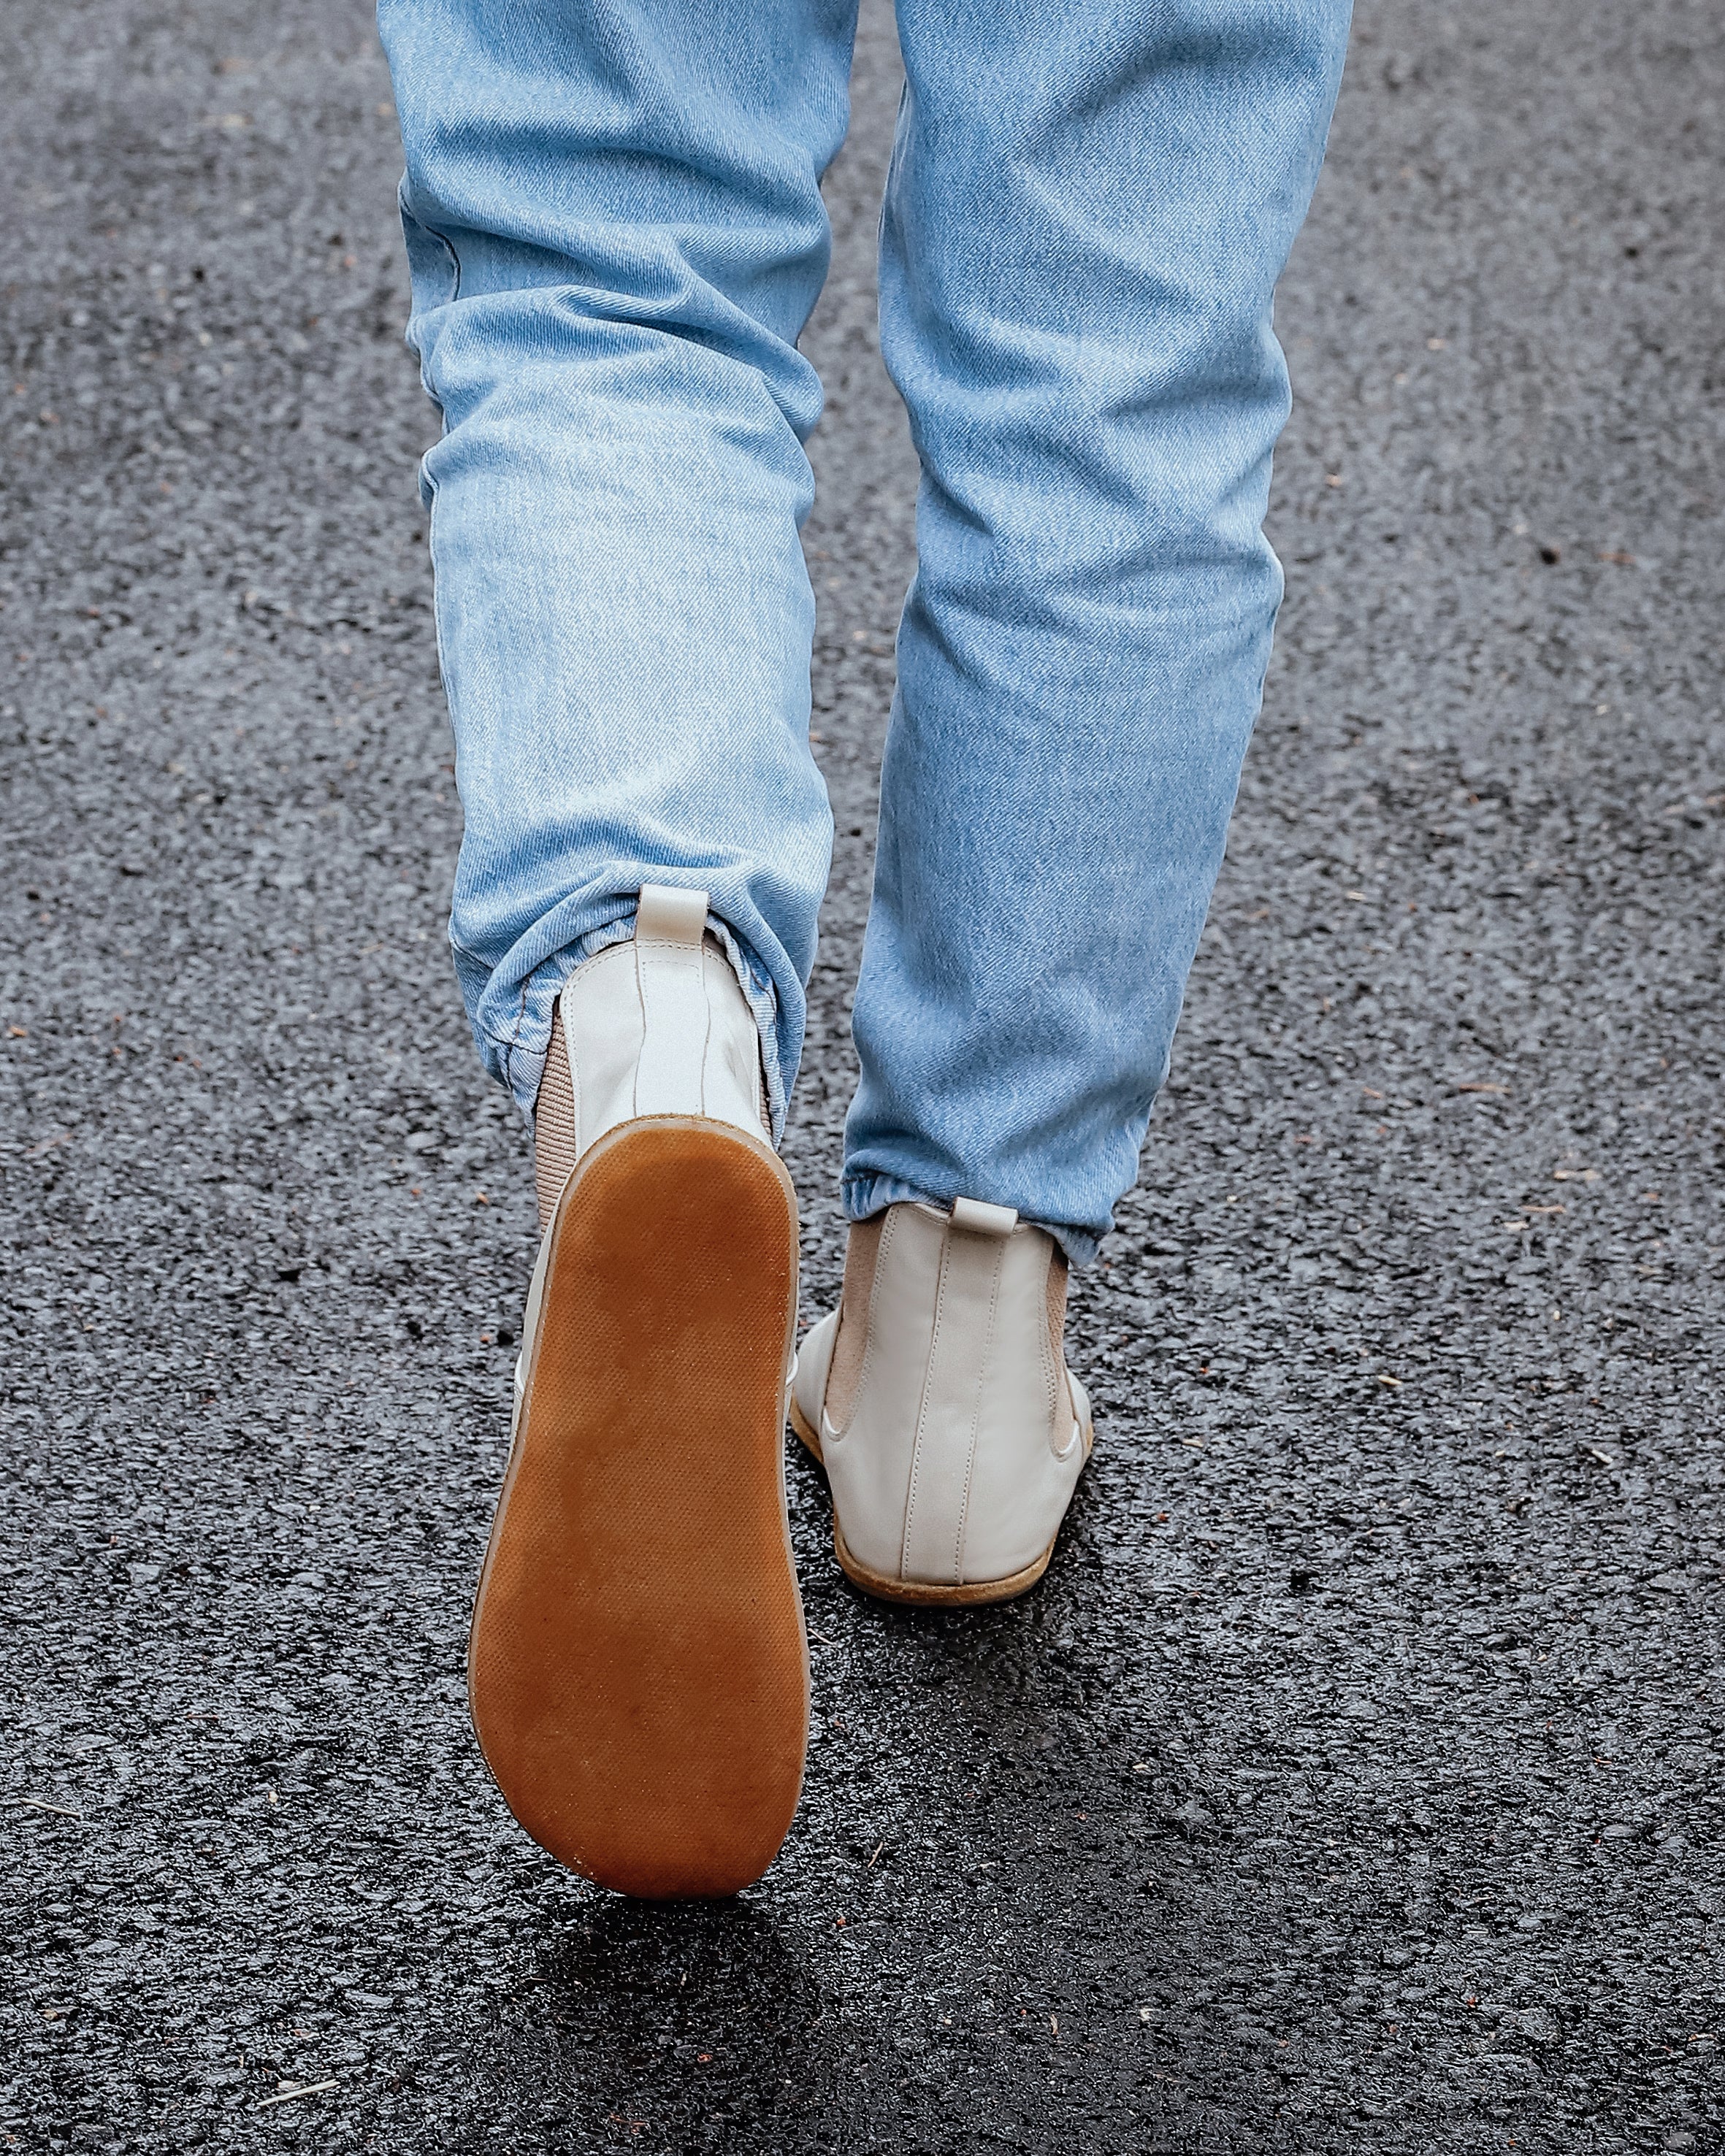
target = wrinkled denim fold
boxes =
[379,0,1351,1262]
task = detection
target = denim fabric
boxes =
[379,0,1350,1262]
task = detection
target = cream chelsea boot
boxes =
[467,886,808,1900]
[789,1197,1093,1604]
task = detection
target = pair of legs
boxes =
[380,0,1351,1895]
[380,0,1352,1266]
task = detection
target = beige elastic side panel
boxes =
[533,1005,578,1234]
[827,1213,885,1429]
[900,1224,1005,1584]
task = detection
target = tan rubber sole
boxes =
[787,1393,1090,1608]
[469,1116,806,1899]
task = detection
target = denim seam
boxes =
[448,929,526,1058]
[399,180,462,304]
[497,977,534,1107]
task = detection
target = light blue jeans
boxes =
[379,0,1350,1263]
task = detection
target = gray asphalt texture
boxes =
[3,1,1723,2149]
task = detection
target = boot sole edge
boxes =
[789,1394,1091,1608]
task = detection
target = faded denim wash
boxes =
[379,0,1352,1262]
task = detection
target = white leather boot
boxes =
[468,886,808,1900]
[789,1197,1093,1605]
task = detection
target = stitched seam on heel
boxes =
[952,1249,1003,1586]
[635,935,705,1116]
[899,1224,949,1583]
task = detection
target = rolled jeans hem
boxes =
[840,1171,1103,1270]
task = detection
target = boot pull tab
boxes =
[949,1196,1018,1238]
[635,882,708,946]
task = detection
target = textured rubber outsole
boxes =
[469,1117,806,1899]
[787,1393,1092,1608]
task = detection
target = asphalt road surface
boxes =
[3,1,1723,2150]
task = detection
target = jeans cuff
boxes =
[839,1171,1103,1269]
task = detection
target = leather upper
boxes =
[793,1200,1090,1587]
